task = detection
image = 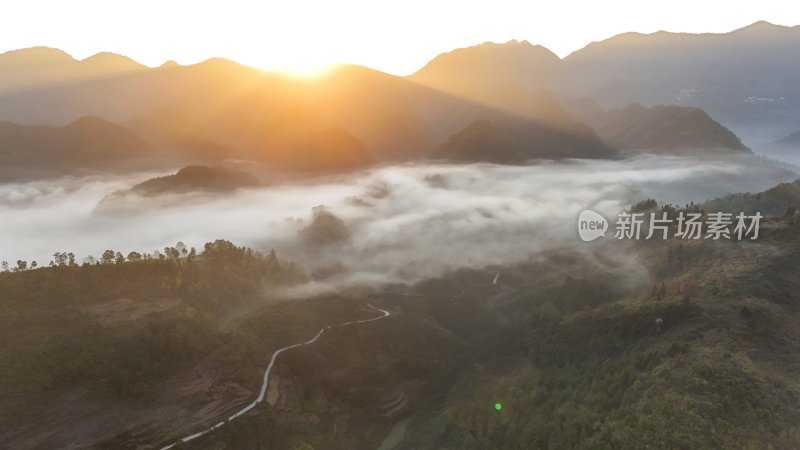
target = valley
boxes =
[2,13,800,450]
[6,201,800,449]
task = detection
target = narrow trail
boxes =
[159,304,391,450]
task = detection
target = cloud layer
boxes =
[0,155,794,288]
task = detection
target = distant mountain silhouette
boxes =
[407,37,762,156]
[0,52,620,168]
[0,116,154,170]
[412,40,561,91]
[434,117,618,164]
[6,24,792,171]
[564,21,800,130]
[158,60,182,69]
[412,22,800,135]
[770,130,800,148]
[410,40,562,112]
[0,47,146,94]
[409,40,593,133]
[596,104,749,154]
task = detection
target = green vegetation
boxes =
[181,217,800,449]
[129,165,261,195]
[394,217,800,449]
[703,178,800,216]
[435,117,617,164]
[0,240,305,404]
[6,197,800,449]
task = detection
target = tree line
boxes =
[2,241,210,272]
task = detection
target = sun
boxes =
[238,40,340,79]
[271,55,337,79]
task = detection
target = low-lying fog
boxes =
[0,154,795,288]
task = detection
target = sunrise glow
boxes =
[2,0,799,74]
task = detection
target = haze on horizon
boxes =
[2,0,799,75]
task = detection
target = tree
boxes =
[176,241,188,257]
[164,247,180,260]
[203,240,241,257]
[115,252,125,264]
[53,252,66,267]
[67,252,77,266]
[31,261,38,269]
[15,260,27,272]
[0,261,8,272]
[267,249,279,268]
[127,251,142,262]
[101,250,116,265]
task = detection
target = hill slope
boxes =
[435,117,618,164]
[702,178,800,216]
[94,165,262,214]
[0,116,154,170]
[283,127,373,172]
[598,104,749,153]
[128,165,261,195]
[409,40,599,136]
[127,107,228,161]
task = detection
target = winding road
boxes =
[160,304,391,450]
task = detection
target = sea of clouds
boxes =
[0,154,795,288]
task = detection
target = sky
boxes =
[2,0,799,75]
